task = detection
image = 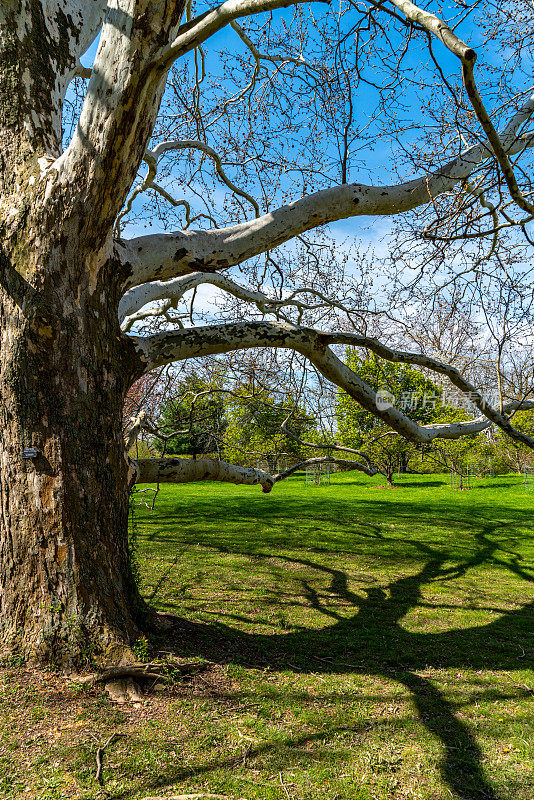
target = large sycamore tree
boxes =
[2,0,534,664]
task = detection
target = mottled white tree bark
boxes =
[2,0,534,664]
[0,0,187,664]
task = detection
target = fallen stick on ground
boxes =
[142,795,250,800]
[94,732,121,790]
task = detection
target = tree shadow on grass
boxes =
[141,518,533,800]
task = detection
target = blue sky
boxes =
[74,2,484,245]
[71,1,534,311]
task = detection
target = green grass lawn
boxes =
[1,472,533,799]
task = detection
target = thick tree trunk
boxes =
[0,258,144,665]
[0,0,193,666]
[0,3,153,665]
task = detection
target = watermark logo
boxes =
[373,388,499,413]
[376,389,396,410]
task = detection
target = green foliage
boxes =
[337,350,445,446]
[223,387,316,466]
[336,351,447,481]
[156,376,226,457]
[132,634,150,663]
[491,409,534,472]
[156,378,317,467]
[430,431,487,474]
[510,409,534,437]
[127,438,156,459]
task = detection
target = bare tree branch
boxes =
[160,0,329,66]
[391,0,534,215]
[131,456,275,492]
[274,456,378,480]
[281,414,375,463]
[133,320,534,447]
[117,138,260,236]
[120,128,534,289]
[119,271,356,326]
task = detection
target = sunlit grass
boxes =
[0,472,532,799]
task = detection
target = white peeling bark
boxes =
[44,0,108,145]
[0,0,106,156]
[132,320,534,448]
[120,128,534,289]
[132,456,275,492]
[389,0,475,60]
[51,0,187,243]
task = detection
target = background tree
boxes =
[223,387,316,470]
[493,409,534,473]
[4,0,534,664]
[155,377,227,458]
[336,351,448,483]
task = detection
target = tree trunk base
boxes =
[0,611,144,669]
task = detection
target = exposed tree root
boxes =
[71,659,212,703]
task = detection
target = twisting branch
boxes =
[274,456,378,481]
[423,178,500,264]
[230,19,308,69]
[461,77,534,216]
[94,733,121,790]
[119,271,362,327]
[117,139,260,235]
[132,321,534,448]
[388,0,475,59]
[390,0,534,215]
[130,454,376,494]
[121,299,187,333]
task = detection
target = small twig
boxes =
[141,795,246,800]
[279,771,292,800]
[312,655,364,669]
[94,732,121,790]
[242,741,253,765]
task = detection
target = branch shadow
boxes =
[143,518,533,800]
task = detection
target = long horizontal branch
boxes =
[274,456,377,481]
[132,456,275,492]
[280,416,375,464]
[130,454,378,493]
[119,129,534,289]
[132,321,533,446]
